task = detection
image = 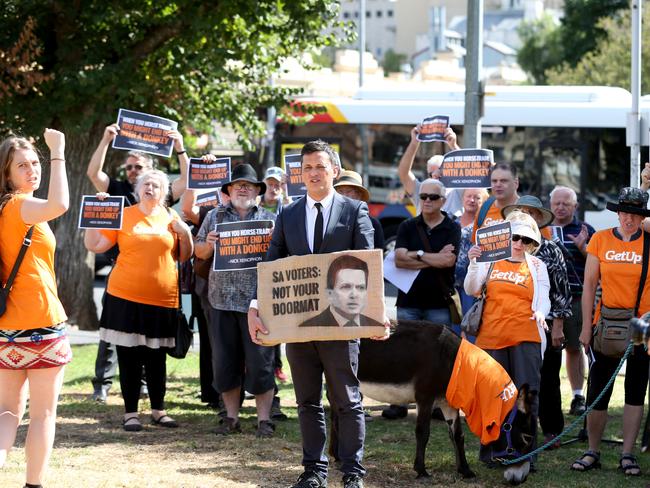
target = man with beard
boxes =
[195,164,278,438]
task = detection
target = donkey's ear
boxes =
[516,384,532,414]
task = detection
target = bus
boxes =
[275,85,650,249]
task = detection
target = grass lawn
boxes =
[2,344,648,487]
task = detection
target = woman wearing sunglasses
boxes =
[570,187,650,476]
[465,210,550,465]
[502,196,572,451]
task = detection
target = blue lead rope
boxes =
[501,341,635,466]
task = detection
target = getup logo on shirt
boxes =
[489,268,529,287]
[604,250,642,264]
[498,381,517,403]
[482,216,504,229]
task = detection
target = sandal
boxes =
[151,414,178,428]
[619,453,641,476]
[122,416,143,432]
[570,450,601,471]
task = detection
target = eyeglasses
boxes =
[419,193,443,201]
[125,164,144,171]
[231,183,256,192]
[512,234,535,245]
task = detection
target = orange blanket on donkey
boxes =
[445,339,518,445]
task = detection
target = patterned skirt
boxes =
[0,324,72,369]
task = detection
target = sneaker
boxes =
[342,474,364,488]
[290,471,327,488]
[91,386,108,403]
[213,416,241,435]
[275,367,288,383]
[381,404,408,420]
[569,395,586,416]
[256,420,276,438]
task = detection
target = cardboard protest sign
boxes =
[257,249,385,345]
[285,153,306,198]
[188,157,231,190]
[196,190,220,208]
[213,220,274,271]
[476,221,512,262]
[78,196,125,230]
[417,115,449,142]
[112,109,178,158]
[439,149,493,189]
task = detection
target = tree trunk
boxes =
[50,126,103,330]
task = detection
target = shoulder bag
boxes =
[460,262,494,336]
[0,226,34,317]
[592,231,650,358]
[166,212,194,359]
[194,207,226,280]
[415,222,462,324]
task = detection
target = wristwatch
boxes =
[416,250,424,261]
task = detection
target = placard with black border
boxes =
[78,195,125,230]
[112,108,178,158]
[439,149,493,189]
[476,221,512,262]
[213,220,274,271]
[196,189,220,208]
[417,115,449,142]
[188,157,231,190]
[285,153,306,198]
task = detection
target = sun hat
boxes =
[505,210,541,249]
[221,164,266,196]
[334,170,370,202]
[605,187,650,217]
[501,195,555,229]
[264,167,285,182]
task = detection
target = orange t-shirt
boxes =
[471,203,505,243]
[587,229,650,322]
[0,194,67,330]
[100,206,179,308]
[446,339,518,445]
[477,259,539,350]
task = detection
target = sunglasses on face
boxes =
[512,234,535,245]
[231,183,256,192]
[419,193,443,201]
[125,164,144,171]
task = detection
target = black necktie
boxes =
[345,320,357,327]
[313,202,323,253]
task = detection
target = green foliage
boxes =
[546,9,650,92]
[517,0,627,84]
[517,14,563,84]
[382,48,407,75]
[0,0,352,148]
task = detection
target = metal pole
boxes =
[464,0,483,148]
[359,0,370,186]
[359,0,365,88]
[630,0,642,187]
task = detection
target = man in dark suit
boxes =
[299,254,384,329]
[248,140,382,488]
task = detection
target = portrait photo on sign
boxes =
[257,249,385,345]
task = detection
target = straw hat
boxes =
[334,170,370,202]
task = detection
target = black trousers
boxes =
[538,329,564,436]
[193,290,220,403]
[115,345,167,413]
[286,340,365,478]
[91,339,119,390]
